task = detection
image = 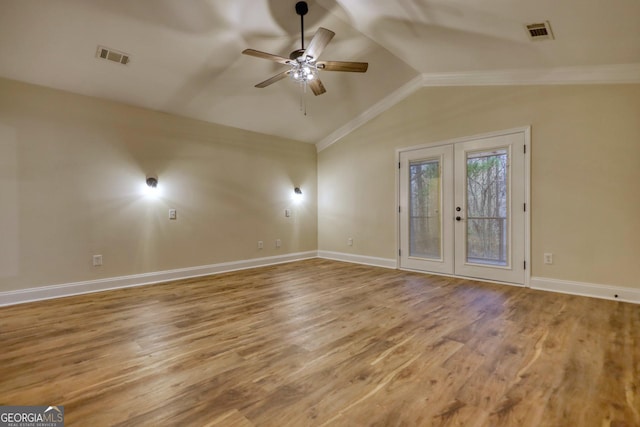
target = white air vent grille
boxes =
[525,21,554,40]
[96,46,130,65]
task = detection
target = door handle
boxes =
[456,216,463,221]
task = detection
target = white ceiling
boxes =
[1,0,638,144]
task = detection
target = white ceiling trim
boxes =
[422,63,640,86]
[315,75,424,152]
[316,63,640,152]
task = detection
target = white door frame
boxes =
[395,126,531,287]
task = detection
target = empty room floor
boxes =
[1,258,638,426]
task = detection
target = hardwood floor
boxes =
[1,259,638,426]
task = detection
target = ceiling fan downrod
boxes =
[295,1,308,50]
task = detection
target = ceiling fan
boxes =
[242,1,368,97]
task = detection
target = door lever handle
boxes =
[455,216,463,221]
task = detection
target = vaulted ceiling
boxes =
[1,0,638,144]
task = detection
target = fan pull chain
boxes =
[299,83,303,114]
[304,82,308,116]
[299,81,308,116]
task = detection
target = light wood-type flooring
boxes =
[1,259,639,426]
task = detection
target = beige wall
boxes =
[2,78,639,294]
[0,78,317,292]
[318,84,640,289]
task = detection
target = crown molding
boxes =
[315,63,640,151]
[422,63,640,86]
[316,75,424,152]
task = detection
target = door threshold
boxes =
[398,267,525,288]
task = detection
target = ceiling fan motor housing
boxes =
[289,49,306,60]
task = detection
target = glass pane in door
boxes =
[466,149,508,266]
[409,159,441,259]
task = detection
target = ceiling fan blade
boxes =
[317,61,368,73]
[255,70,291,88]
[308,79,326,96]
[303,27,335,61]
[242,49,291,65]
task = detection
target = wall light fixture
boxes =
[292,186,303,204]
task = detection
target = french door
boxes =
[399,130,528,285]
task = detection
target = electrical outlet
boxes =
[92,255,103,266]
[544,253,553,264]
[169,209,177,220]
[347,237,353,246]
[276,239,281,248]
[258,241,263,249]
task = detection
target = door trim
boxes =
[396,126,531,287]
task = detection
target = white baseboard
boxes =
[317,250,397,269]
[0,251,318,307]
[5,257,637,307]
[530,276,640,304]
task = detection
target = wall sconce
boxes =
[292,186,303,203]
[142,174,161,198]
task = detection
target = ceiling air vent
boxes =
[96,45,130,65]
[525,21,554,41]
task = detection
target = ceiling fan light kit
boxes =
[242,1,368,114]
[290,61,318,83]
